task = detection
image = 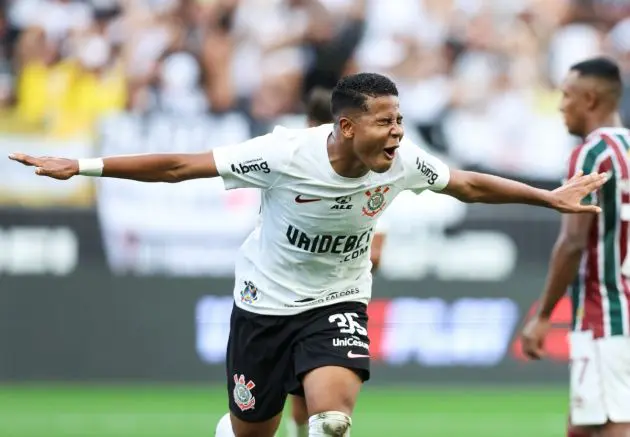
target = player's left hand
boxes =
[520,316,551,360]
[549,170,607,213]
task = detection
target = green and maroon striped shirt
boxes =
[568,127,630,338]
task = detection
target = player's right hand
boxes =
[8,153,79,180]
[520,316,551,360]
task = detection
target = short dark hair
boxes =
[570,57,623,98]
[331,73,398,117]
[306,87,333,125]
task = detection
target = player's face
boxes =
[351,95,404,173]
[560,71,589,137]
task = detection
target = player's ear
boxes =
[584,89,598,111]
[338,116,355,140]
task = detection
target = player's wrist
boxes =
[535,309,552,321]
[77,158,104,177]
[539,189,556,209]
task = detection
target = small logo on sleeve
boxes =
[231,159,270,175]
[416,157,439,185]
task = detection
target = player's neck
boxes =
[584,113,623,138]
[327,134,370,179]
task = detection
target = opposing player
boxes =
[10,73,606,437]
[521,57,630,437]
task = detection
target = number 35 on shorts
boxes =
[328,311,370,359]
[328,312,368,336]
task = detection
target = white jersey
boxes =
[213,124,450,315]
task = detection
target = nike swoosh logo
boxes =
[347,351,370,359]
[295,195,322,204]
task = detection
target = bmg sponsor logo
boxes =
[416,157,438,185]
[231,159,270,175]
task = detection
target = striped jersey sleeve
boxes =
[566,139,609,205]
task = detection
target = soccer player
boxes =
[280,87,388,437]
[520,57,630,437]
[10,73,605,437]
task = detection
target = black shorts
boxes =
[226,301,370,422]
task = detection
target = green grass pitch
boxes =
[0,385,567,437]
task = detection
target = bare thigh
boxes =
[302,366,362,417]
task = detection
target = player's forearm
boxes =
[89,152,217,183]
[444,170,554,207]
[537,238,583,319]
[99,154,188,182]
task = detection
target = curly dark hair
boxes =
[331,73,398,117]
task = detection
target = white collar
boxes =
[586,127,629,142]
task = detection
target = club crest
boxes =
[362,186,390,217]
[240,281,259,304]
[233,374,256,411]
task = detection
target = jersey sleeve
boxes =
[399,140,451,193]
[213,128,292,190]
[565,141,608,205]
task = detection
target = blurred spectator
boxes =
[9,0,92,41]
[63,33,127,132]
[149,50,208,114]
[230,0,311,126]
[300,0,366,97]
[14,26,67,127]
[15,28,125,136]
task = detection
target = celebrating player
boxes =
[10,73,606,437]
[280,87,388,437]
[520,57,630,437]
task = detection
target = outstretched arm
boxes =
[8,152,218,183]
[399,140,606,214]
[8,129,288,188]
[442,169,606,214]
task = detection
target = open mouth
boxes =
[383,145,399,160]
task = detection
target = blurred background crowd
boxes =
[1,0,630,179]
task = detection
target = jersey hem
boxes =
[233,296,371,316]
